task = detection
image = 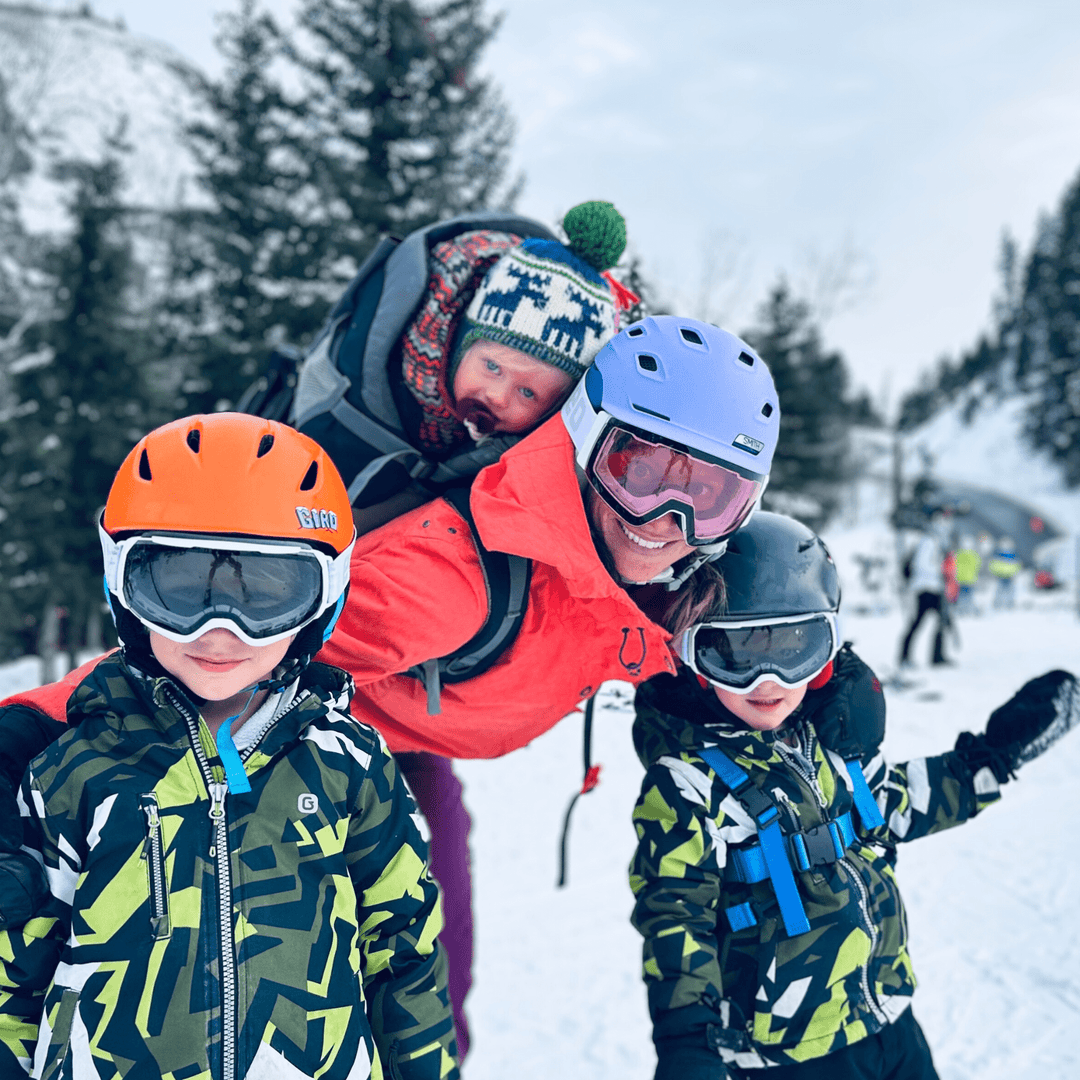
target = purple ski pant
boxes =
[395,751,474,1060]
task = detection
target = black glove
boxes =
[801,643,886,760]
[0,703,67,929]
[654,1041,729,1080]
[0,852,49,929]
[956,670,1080,782]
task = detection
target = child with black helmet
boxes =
[0,414,457,1080]
[629,512,1079,1080]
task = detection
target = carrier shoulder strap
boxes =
[407,485,532,715]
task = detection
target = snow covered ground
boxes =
[5,601,1076,1078]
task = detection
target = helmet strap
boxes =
[663,541,728,591]
[808,661,834,690]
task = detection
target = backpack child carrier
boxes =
[238,213,554,711]
[275,211,558,509]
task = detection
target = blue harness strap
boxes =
[699,745,811,937]
[755,814,811,936]
[724,901,757,932]
[845,759,885,829]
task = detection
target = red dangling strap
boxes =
[600,270,640,311]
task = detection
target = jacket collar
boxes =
[468,414,636,602]
[70,653,353,755]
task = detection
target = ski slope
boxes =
[4,603,1076,1078]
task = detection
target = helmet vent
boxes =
[637,354,658,372]
[138,449,152,480]
[300,461,318,490]
[737,351,755,367]
[632,403,671,422]
[680,328,703,345]
[761,402,774,417]
[628,326,645,337]
[257,434,274,458]
[186,429,200,453]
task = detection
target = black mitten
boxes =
[0,703,66,929]
[986,670,1079,771]
[802,643,886,760]
[0,851,49,929]
[654,1041,729,1080]
[958,670,1079,783]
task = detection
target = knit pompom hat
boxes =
[455,201,628,380]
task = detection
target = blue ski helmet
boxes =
[561,315,780,548]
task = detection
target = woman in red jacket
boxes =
[0,316,781,1057]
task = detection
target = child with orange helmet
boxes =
[0,413,457,1080]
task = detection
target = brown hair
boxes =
[657,562,727,636]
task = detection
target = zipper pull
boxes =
[141,796,160,858]
[208,781,228,822]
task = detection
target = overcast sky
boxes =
[40,0,1080,413]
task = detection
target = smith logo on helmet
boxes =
[295,507,339,530]
[733,433,764,455]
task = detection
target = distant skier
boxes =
[989,536,1020,609]
[899,508,951,667]
[954,536,981,615]
[629,512,1079,1079]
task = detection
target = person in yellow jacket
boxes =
[954,536,981,615]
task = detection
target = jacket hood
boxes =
[469,414,625,601]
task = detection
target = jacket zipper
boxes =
[165,687,239,1080]
[139,793,171,939]
[775,729,888,1025]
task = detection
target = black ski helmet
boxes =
[674,512,842,693]
[718,511,840,620]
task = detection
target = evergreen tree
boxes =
[0,71,35,337]
[742,281,863,528]
[0,146,151,659]
[286,0,517,269]
[166,0,333,413]
[1017,170,1080,483]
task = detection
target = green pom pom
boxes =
[562,200,626,272]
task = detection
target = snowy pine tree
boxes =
[164,0,338,412]
[743,281,864,528]
[286,0,517,267]
[1017,170,1080,484]
[0,71,37,345]
[0,145,152,660]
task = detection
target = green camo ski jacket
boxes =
[0,655,457,1080]
[629,670,1002,1070]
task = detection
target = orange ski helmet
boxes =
[99,414,355,668]
[103,412,353,555]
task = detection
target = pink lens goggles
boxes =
[591,427,764,543]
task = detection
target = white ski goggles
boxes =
[100,522,354,647]
[676,611,841,695]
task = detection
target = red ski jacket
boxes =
[2,417,676,759]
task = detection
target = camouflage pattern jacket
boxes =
[629,671,1001,1070]
[0,655,457,1080]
